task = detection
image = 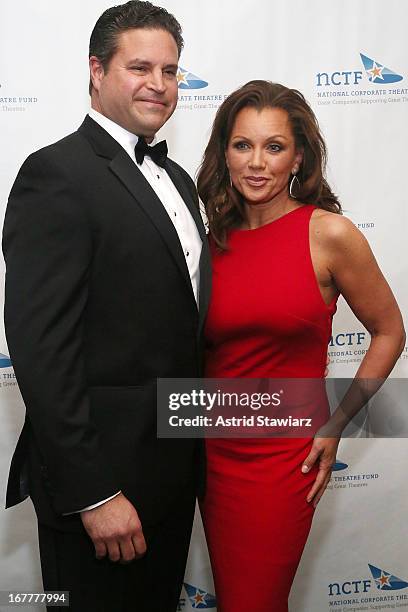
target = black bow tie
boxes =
[134,137,168,168]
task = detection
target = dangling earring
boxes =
[289,169,300,199]
[228,171,233,188]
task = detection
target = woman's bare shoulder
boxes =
[310,208,366,250]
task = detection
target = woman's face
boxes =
[225,106,303,206]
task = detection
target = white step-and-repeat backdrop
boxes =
[1,1,407,610]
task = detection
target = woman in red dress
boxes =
[197,81,405,611]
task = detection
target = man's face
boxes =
[90,28,179,138]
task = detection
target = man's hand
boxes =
[80,492,146,562]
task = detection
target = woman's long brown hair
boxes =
[197,80,341,249]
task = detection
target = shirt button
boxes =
[174,212,177,217]
[186,251,190,257]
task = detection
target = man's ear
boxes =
[89,56,105,92]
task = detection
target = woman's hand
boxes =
[302,436,340,507]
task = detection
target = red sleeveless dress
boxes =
[201,205,338,611]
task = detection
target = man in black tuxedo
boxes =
[3,2,210,610]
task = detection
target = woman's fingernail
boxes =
[302,465,309,473]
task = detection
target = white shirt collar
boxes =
[88,108,157,160]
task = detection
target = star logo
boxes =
[192,590,206,607]
[177,68,189,87]
[183,582,217,608]
[376,571,391,588]
[368,62,384,82]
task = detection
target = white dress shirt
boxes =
[68,109,202,514]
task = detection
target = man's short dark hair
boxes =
[89,0,184,93]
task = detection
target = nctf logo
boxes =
[316,53,403,87]
[182,583,216,608]
[329,332,366,347]
[329,564,408,596]
[177,67,208,90]
[0,353,12,368]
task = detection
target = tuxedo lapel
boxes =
[111,152,211,333]
[109,151,193,293]
[78,116,194,296]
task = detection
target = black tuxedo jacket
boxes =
[3,115,211,532]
